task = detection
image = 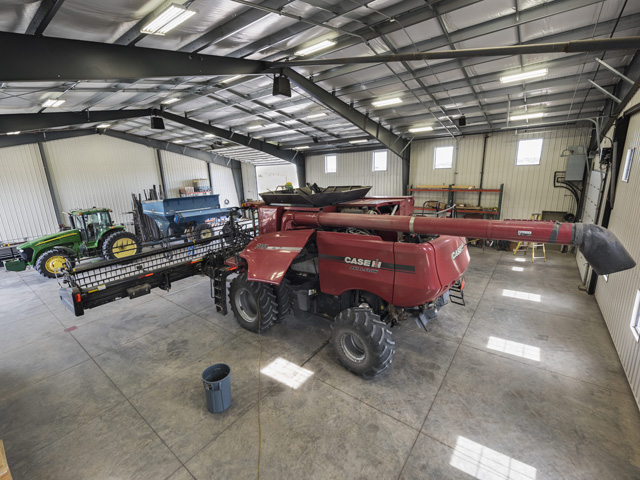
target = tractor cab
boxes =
[67,208,114,244]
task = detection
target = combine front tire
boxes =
[330,307,395,378]
[35,250,70,278]
[102,231,141,260]
[229,273,278,333]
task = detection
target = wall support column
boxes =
[37,142,62,226]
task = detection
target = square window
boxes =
[631,290,640,342]
[325,154,337,173]
[622,148,634,182]
[434,146,454,169]
[373,150,387,171]
[516,138,543,166]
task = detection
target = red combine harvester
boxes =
[59,185,635,379]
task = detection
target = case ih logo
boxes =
[344,256,382,268]
[451,244,464,261]
[517,230,533,236]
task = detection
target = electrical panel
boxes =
[565,152,587,181]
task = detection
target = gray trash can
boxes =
[202,363,231,413]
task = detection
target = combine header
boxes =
[59,186,635,379]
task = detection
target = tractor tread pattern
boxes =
[330,307,395,379]
[274,278,293,322]
[229,273,278,333]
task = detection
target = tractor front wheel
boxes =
[102,231,141,260]
[330,307,395,378]
[229,273,278,333]
[35,250,70,278]
[194,223,214,240]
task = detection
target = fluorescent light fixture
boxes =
[305,113,326,120]
[409,126,433,133]
[500,68,548,83]
[221,75,243,84]
[295,40,336,56]
[510,112,544,121]
[372,97,402,108]
[261,124,281,130]
[6,131,20,135]
[162,97,180,105]
[204,134,215,138]
[141,4,197,35]
[349,139,368,144]
[173,139,183,143]
[42,99,65,108]
[96,123,111,129]
[294,146,309,150]
[247,125,262,130]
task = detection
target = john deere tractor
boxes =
[6,208,141,278]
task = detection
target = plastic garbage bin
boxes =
[202,363,231,413]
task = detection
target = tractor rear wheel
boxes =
[35,250,70,278]
[229,273,278,333]
[330,307,395,378]
[194,223,214,240]
[102,231,141,260]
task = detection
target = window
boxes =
[325,154,337,173]
[373,151,387,171]
[434,146,454,169]
[631,290,640,342]
[516,138,543,166]
[622,148,634,182]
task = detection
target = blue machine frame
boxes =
[142,194,231,236]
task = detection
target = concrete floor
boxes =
[1,248,640,479]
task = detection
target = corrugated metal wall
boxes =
[241,162,259,201]
[0,144,58,242]
[43,135,161,230]
[256,164,299,192]
[595,107,640,410]
[160,151,209,198]
[210,162,239,207]
[410,128,590,219]
[306,150,403,196]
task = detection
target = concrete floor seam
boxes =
[395,251,504,480]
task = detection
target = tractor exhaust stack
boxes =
[288,213,635,276]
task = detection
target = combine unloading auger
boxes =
[286,212,636,276]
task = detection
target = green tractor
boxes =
[5,208,141,278]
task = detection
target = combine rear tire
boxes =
[35,250,70,278]
[102,231,141,260]
[194,223,214,240]
[229,273,278,333]
[330,307,395,378]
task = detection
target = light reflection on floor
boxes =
[502,289,541,302]
[450,436,537,480]
[261,357,313,389]
[487,336,541,361]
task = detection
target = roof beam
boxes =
[0,110,151,134]
[0,128,94,149]
[600,51,640,137]
[157,110,303,165]
[283,68,407,157]
[0,32,267,82]
[25,0,66,36]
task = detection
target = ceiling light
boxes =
[6,131,20,135]
[409,126,433,133]
[162,97,180,105]
[174,139,183,143]
[372,97,402,107]
[222,75,243,84]
[42,99,65,108]
[204,134,215,138]
[510,112,544,121]
[500,68,548,84]
[349,139,368,144]
[261,124,281,130]
[305,113,326,120]
[295,40,336,56]
[294,146,309,150]
[141,4,197,35]
[248,125,262,130]
[96,123,111,129]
